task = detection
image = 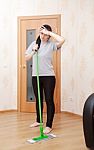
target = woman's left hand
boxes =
[39,26,50,35]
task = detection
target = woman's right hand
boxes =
[32,44,39,52]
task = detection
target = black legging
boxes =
[32,76,56,128]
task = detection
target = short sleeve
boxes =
[25,41,36,55]
[53,42,57,51]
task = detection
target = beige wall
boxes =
[0,0,94,115]
[61,0,94,115]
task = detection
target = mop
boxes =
[27,36,56,144]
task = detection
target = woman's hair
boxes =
[42,24,52,32]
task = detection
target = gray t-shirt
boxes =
[25,40,57,76]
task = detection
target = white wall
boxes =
[61,0,94,115]
[0,0,94,115]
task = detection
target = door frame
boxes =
[17,14,61,112]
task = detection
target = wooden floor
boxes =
[0,112,87,150]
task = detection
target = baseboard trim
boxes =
[0,110,18,113]
[62,111,82,118]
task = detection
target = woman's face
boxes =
[40,32,50,42]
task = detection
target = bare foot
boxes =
[30,122,41,128]
[43,127,52,134]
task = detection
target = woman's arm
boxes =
[40,26,65,49]
[49,32,65,49]
[25,44,38,61]
[25,51,35,61]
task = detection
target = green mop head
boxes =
[27,133,56,144]
[32,125,48,142]
[27,124,56,144]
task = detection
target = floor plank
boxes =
[0,112,87,150]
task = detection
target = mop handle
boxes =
[36,52,43,136]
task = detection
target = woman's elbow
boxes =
[62,37,65,44]
[57,39,65,49]
[25,54,31,61]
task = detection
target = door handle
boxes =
[22,65,26,69]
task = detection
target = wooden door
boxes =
[18,15,61,113]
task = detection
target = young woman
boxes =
[25,24,65,134]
